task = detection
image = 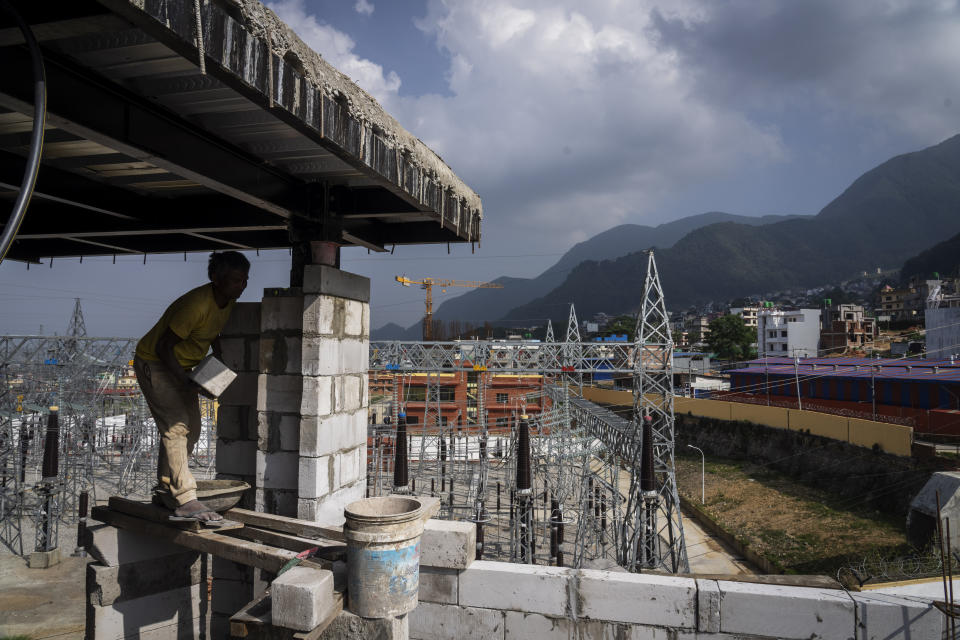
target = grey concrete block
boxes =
[255,487,299,517]
[578,569,697,628]
[28,548,61,568]
[303,294,336,336]
[303,265,370,303]
[302,337,341,376]
[718,581,854,639]
[852,591,943,640]
[419,567,458,605]
[256,450,299,490]
[221,302,261,337]
[271,567,335,632]
[261,294,305,331]
[320,609,408,640]
[259,334,303,375]
[301,375,334,417]
[85,524,185,568]
[459,561,569,616]
[421,520,476,570]
[299,455,331,499]
[696,579,721,633]
[87,583,202,639]
[257,374,303,413]
[87,552,202,606]
[216,404,258,441]
[300,412,359,457]
[215,439,257,476]
[218,370,257,407]
[409,602,502,640]
[257,411,300,452]
[344,300,364,337]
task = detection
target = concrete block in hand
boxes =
[271,567,336,632]
[189,355,236,398]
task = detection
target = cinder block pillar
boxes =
[256,290,304,517]
[298,265,370,524]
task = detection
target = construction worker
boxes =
[134,251,250,523]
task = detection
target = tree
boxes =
[705,314,755,361]
[602,314,636,340]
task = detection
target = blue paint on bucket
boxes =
[347,541,421,612]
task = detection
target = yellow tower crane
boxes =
[395,275,504,340]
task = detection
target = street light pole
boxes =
[687,444,705,504]
[794,354,803,412]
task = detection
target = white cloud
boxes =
[267,0,399,103]
[354,0,374,17]
[269,0,960,256]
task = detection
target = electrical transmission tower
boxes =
[545,319,554,343]
[563,304,582,391]
[623,250,688,573]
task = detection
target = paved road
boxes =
[682,507,756,575]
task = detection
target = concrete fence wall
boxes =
[413,559,942,639]
[583,388,914,456]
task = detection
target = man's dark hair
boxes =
[208,251,250,280]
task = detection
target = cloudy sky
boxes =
[1,0,958,336]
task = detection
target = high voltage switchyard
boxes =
[367,251,689,573]
[0,301,216,556]
[0,253,687,574]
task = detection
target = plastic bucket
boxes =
[343,496,425,618]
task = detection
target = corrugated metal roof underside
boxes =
[0,0,481,261]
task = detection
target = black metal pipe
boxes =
[516,416,531,491]
[393,414,408,491]
[0,0,45,264]
[41,409,59,480]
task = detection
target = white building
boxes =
[757,308,821,357]
[925,307,960,360]
[729,306,760,327]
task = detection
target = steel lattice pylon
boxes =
[624,250,688,573]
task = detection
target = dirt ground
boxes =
[0,552,88,640]
[674,454,909,575]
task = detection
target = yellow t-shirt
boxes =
[136,283,235,369]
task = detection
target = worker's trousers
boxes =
[133,356,200,506]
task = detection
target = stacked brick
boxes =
[84,524,208,638]
[297,265,370,524]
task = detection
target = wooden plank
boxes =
[108,496,242,532]
[228,526,346,561]
[225,508,345,542]
[225,495,441,541]
[91,506,298,573]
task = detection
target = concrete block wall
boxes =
[297,265,370,525]
[216,301,261,507]
[214,302,264,633]
[257,289,304,517]
[84,524,211,639]
[411,559,944,640]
